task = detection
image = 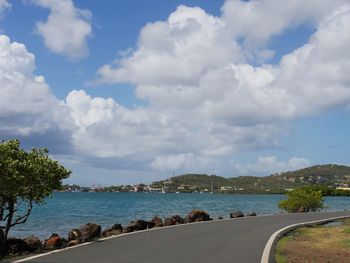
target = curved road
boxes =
[15,211,350,263]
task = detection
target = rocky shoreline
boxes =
[3,209,256,259]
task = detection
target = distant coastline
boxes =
[62,164,350,195]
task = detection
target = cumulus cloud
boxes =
[221,0,348,48]
[95,3,350,125]
[0,35,73,151]
[65,90,280,169]
[85,1,350,176]
[96,5,242,86]
[0,0,10,19]
[236,156,310,175]
[32,0,92,60]
[3,0,350,181]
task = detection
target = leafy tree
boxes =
[278,187,324,213]
[0,140,71,258]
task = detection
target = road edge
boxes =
[260,215,350,263]
[11,215,262,263]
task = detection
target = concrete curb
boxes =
[260,215,350,263]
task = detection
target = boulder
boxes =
[101,224,123,237]
[163,217,176,226]
[297,207,308,213]
[125,220,149,233]
[23,236,41,251]
[61,238,68,248]
[151,216,163,227]
[230,211,244,218]
[147,221,156,229]
[186,210,211,223]
[6,238,32,255]
[217,216,224,220]
[247,212,257,216]
[172,215,185,224]
[68,228,82,241]
[79,223,101,242]
[67,239,80,247]
[110,224,123,232]
[45,235,62,249]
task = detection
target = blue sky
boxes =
[0,0,349,186]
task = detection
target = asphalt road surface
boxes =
[16,211,350,263]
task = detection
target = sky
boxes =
[1,0,350,186]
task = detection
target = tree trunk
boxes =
[0,200,14,259]
[0,228,5,259]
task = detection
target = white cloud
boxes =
[84,1,350,177]
[3,1,350,182]
[0,35,73,150]
[221,0,348,60]
[0,0,10,19]
[95,3,350,125]
[95,5,242,86]
[32,0,92,60]
[236,156,310,175]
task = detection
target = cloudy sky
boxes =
[1,0,350,186]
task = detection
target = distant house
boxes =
[336,187,350,191]
[220,186,233,191]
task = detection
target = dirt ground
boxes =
[275,219,350,263]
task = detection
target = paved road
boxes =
[16,211,350,263]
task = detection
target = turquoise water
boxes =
[10,193,350,239]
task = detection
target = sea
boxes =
[9,192,350,239]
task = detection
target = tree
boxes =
[0,140,71,258]
[278,187,324,213]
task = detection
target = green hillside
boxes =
[152,164,350,193]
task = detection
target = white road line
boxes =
[260,215,350,263]
[12,217,246,263]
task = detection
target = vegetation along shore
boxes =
[63,164,350,195]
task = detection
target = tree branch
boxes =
[10,201,33,227]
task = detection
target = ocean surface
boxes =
[10,192,350,239]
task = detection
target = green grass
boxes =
[275,236,289,263]
[343,227,350,234]
[340,239,350,247]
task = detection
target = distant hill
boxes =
[152,164,350,193]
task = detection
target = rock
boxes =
[186,210,211,223]
[101,224,123,237]
[6,238,32,255]
[67,240,80,247]
[230,211,244,218]
[247,212,257,216]
[61,238,68,248]
[45,235,62,249]
[163,217,176,226]
[110,224,123,231]
[172,215,185,224]
[297,207,308,213]
[125,220,149,233]
[68,228,82,241]
[147,221,156,229]
[23,236,41,251]
[217,216,224,220]
[79,223,101,242]
[151,216,163,227]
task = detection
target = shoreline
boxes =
[9,193,350,240]
[6,211,350,263]
[5,209,252,260]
